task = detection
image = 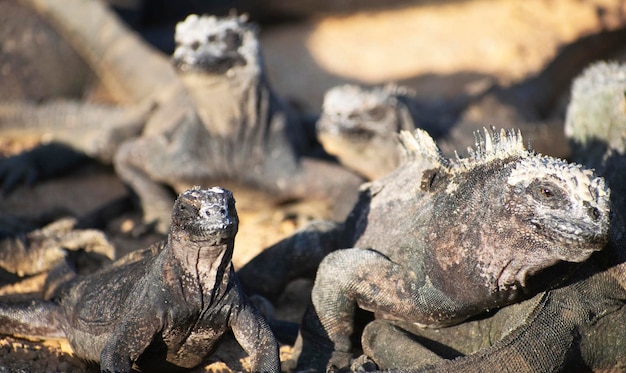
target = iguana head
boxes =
[170,186,239,245]
[172,14,259,75]
[504,154,610,259]
[317,84,417,179]
[400,128,611,290]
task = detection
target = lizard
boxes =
[350,60,626,372]
[0,0,362,232]
[314,26,626,181]
[0,186,280,373]
[238,126,611,371]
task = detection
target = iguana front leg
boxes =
[114,137,178,233]
[294,248,463,371]
[229,299,280,373]
[100,320,161,373]
[113,106,201,233]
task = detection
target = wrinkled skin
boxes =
[352,61,626,373]
[0,187,279,373]
[241,128,611,371]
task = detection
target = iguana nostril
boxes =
[589,206,601,220]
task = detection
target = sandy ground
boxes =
[0,0,625,371]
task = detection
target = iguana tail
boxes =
[0,300,67,339]
[19,0,182,104]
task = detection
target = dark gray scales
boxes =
[240,127,611,371]
[351,61,626,372]
[0,187,279,373]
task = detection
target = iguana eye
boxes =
[366,106,386,121]
[179,201,198,215]
[528,180,567,208]
[541,187,554,198]
[223,30,242,49]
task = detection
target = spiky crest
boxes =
[399,129,450,169]
[399,127,528,173]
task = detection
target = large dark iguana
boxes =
[0,0,362,232]
[239,125,611,371]
[0,187,280,373]
[350,61,626,372]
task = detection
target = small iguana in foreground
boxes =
[352,61,626,373]
[0,1,362,232]
[239,127,611,371]
[0,187,280,373]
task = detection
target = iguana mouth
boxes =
[173,52,247,74]
[188,221,237,244]
[530,217,608,250]
[172,15,250,75]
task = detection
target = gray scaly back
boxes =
[399,127,526,172]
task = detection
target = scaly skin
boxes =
[354,62,626,372]
[0,187,279,373]
[241,127,611,371]
[114,14,361,232]
[316,84,420,180]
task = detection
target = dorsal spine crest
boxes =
[399,129,450,169]
[400,127,528,174]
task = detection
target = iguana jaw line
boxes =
[530,216,609,248]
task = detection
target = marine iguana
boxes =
[239,127,611,371]
[0,1,362,232]
[0,187,280,373]
[351,61,626,373]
